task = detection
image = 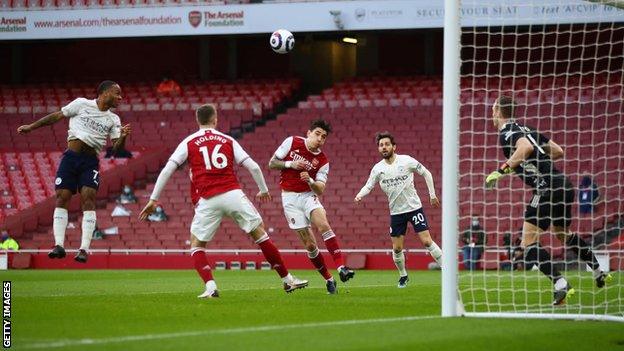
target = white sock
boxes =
[427,242,443,266]
[53,208,68,247]
[393,251,407,277]
[554,277,568,290]
[80,211,97,250]
[336,265,345,272]
[281,273,293,284]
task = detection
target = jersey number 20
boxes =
[199,145,228,170]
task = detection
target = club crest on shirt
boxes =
[311,159,319,167]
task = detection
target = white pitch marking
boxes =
[23,315,440,349]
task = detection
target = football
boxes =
[270,29,295,54]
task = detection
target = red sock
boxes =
[257,238,289,278]
[191,248,214,283]
[309,249,333,280]
[322,231,345,268]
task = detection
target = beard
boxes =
[381,150,393,159]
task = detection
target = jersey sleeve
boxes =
[406,156,425,175]
[110,114,122,140]
[356,166,380,199]
[273,137,293,160]
[60,98,86,118]
[232,139,251,165]
[315,163,329,183]
[169,139,188,166]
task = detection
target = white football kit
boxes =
[61,98,122,152]
[356,154,436,215]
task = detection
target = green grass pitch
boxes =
[6,270,624,350]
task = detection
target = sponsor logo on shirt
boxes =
[289,151,316,171]
[381,175,410,186]
[79,116,109,134]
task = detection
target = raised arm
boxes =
[17,111,64,134]
[111,124,132,153]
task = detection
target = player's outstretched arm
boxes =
[355,169,378,203]
[17,111,64,134]
[139,160,177,220]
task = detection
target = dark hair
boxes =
[196,104,217,125]
[375,131,395,145]
[97,80,118,95]
[309,119,332,134]
[497,95,515,119]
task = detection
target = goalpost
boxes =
[442,0,624,322]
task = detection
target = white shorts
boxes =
[281,191,324,230]
[190,189,262,242]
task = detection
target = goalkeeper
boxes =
[486,96,612,306]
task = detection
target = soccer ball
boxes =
[270,29,294,54]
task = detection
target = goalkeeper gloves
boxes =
[485,163,513,188]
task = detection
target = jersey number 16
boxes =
[199,145,228,170]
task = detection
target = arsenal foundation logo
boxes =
[188,11,201,28]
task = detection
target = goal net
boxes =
[450,0,624,321]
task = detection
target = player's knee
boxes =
[420,236,433,247]
[304,242,317,252]
[54,192,70,208]
[81,199,96,211]
[393,247,402,254]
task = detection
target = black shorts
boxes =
[524,180,574,230]
[389,208,430,237]
[54,150,100,194]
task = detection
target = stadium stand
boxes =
[5,75,623,260]
[0,78,299,245]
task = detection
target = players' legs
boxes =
[248,222,290,280]
[189,197,223,298]
[409,209,442,267]
[52,189,72,250]
[310,207,348,272]
[77,186,97,256]
[552,225,610,287]
[189,234,218,298]
[522,221,568,287]
[295,227,333,281]
[229,190,307,292]
[391,235,408,278]
[50,151,78,256]
[416,230,443,267]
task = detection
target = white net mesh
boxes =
[457,1,624,320]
